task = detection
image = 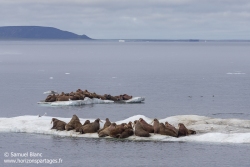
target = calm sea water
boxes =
[0,41,250,166]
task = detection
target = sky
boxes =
[0,0,250,39]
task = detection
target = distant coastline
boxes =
[0,26,91,40]
[0,26,249,42]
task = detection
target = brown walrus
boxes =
[104,94,119,101]
[98,127,110,137]
[139,118,154,133]
[178,123,196,137]
[109,123,126,138]
[82,120,90,126]
[45,94,57,102]
[152,118,160,134]
[65,115,82,131]
[51,118,66,131]
[56,96,71,101]
[134,120,150,137]
[83,91,95,99]
[76,89,84,94]
[98,123,116,137]
[95,94,106,100]
[122,94,133,100]
[79,118,101,134]
[127,121,133,129]
[118,125,134,138]
[165,122,178,136]
[72,93,84,100]
[159,123,178,137]
[98,118,111,133]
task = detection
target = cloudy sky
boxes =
[0,0,249,39]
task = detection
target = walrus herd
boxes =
[51,115,196,139]
[44,89,133,102]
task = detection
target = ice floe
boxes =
[0,115,250,144]
[227,72,246,75]
[38,97,145,106]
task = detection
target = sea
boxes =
[0,40,250,167]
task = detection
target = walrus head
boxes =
[151,118,159,124]
[133,120,138,128]
[95,118,103,123]
[51,118,57,124]
[72,114,78,119]
[83,120,90,126]
[178,123,184,128]
[105,118,109,122]
[110,123,117,129]
[76,89,82,92]
[189,130,196,134]
[127,121,133,128]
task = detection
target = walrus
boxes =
[109,123,126,138]
[178,123,196,137]
[98,127,110,137]
[79,118,101,134]
[83,91,95,99]
[96,94,106,100]
[115,123,127,129]
[152,118,160,134]
[45,94,57,102]
[104,94,119,101]
[165,122,178,136]
[114,95,122,101]
[76,89,84,94]
[60,92,65,96]
[69,92,75,96]
[51,118,66,131]
[56,95,71,101]
[139,118,154,133]
[127,121,133,129]
[98,118,111,133]
[159,123,178,137]
[82,120,90,126]
[98,123,116,137]
[65,115,82,131]
[69,96,79,100]
[118,126,134,138]
[122,94,132,100]
[134,120,150,137]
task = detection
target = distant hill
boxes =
[0,26,91,40]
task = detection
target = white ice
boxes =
[227,73,246,75]
[0,115,250,144]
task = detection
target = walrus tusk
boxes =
[150,120,154,125]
